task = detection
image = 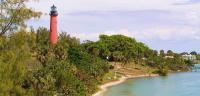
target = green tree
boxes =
[35,27,50,66]
[0,0,41,36]
[167,50,174,56]
[112,51,124,62]
[160,50,165,57]
[68,46,109,94]
[27,59,86,96]
[0,30,33,95]
[190,51,197,55]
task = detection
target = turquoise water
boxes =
[104,65,200,96]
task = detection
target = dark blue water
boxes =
[104,65,200,96]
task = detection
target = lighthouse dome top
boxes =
[50,5,58,16]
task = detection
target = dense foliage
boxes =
[0,28,110,96]
[83,35,150,64]
[0,28,195,95]
[83,35,195,76]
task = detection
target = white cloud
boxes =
[69,29,133,41]
[143,26,198,40]
[184,11,200,24]
[70,26,200,41]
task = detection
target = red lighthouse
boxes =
[50,5,58,44]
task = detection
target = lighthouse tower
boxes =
[50,5,58,44]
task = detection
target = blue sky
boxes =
[27,0,200,53]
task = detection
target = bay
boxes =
[104,65,200,96]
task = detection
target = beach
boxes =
[92,74,159,96]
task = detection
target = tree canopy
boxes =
[83,34,150,64]
[0,0,41,36]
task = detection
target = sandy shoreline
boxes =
[92,74,159,96]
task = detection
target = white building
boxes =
[182,54,196,61]
[164,56,174,59]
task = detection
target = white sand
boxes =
[92,74,158,96]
